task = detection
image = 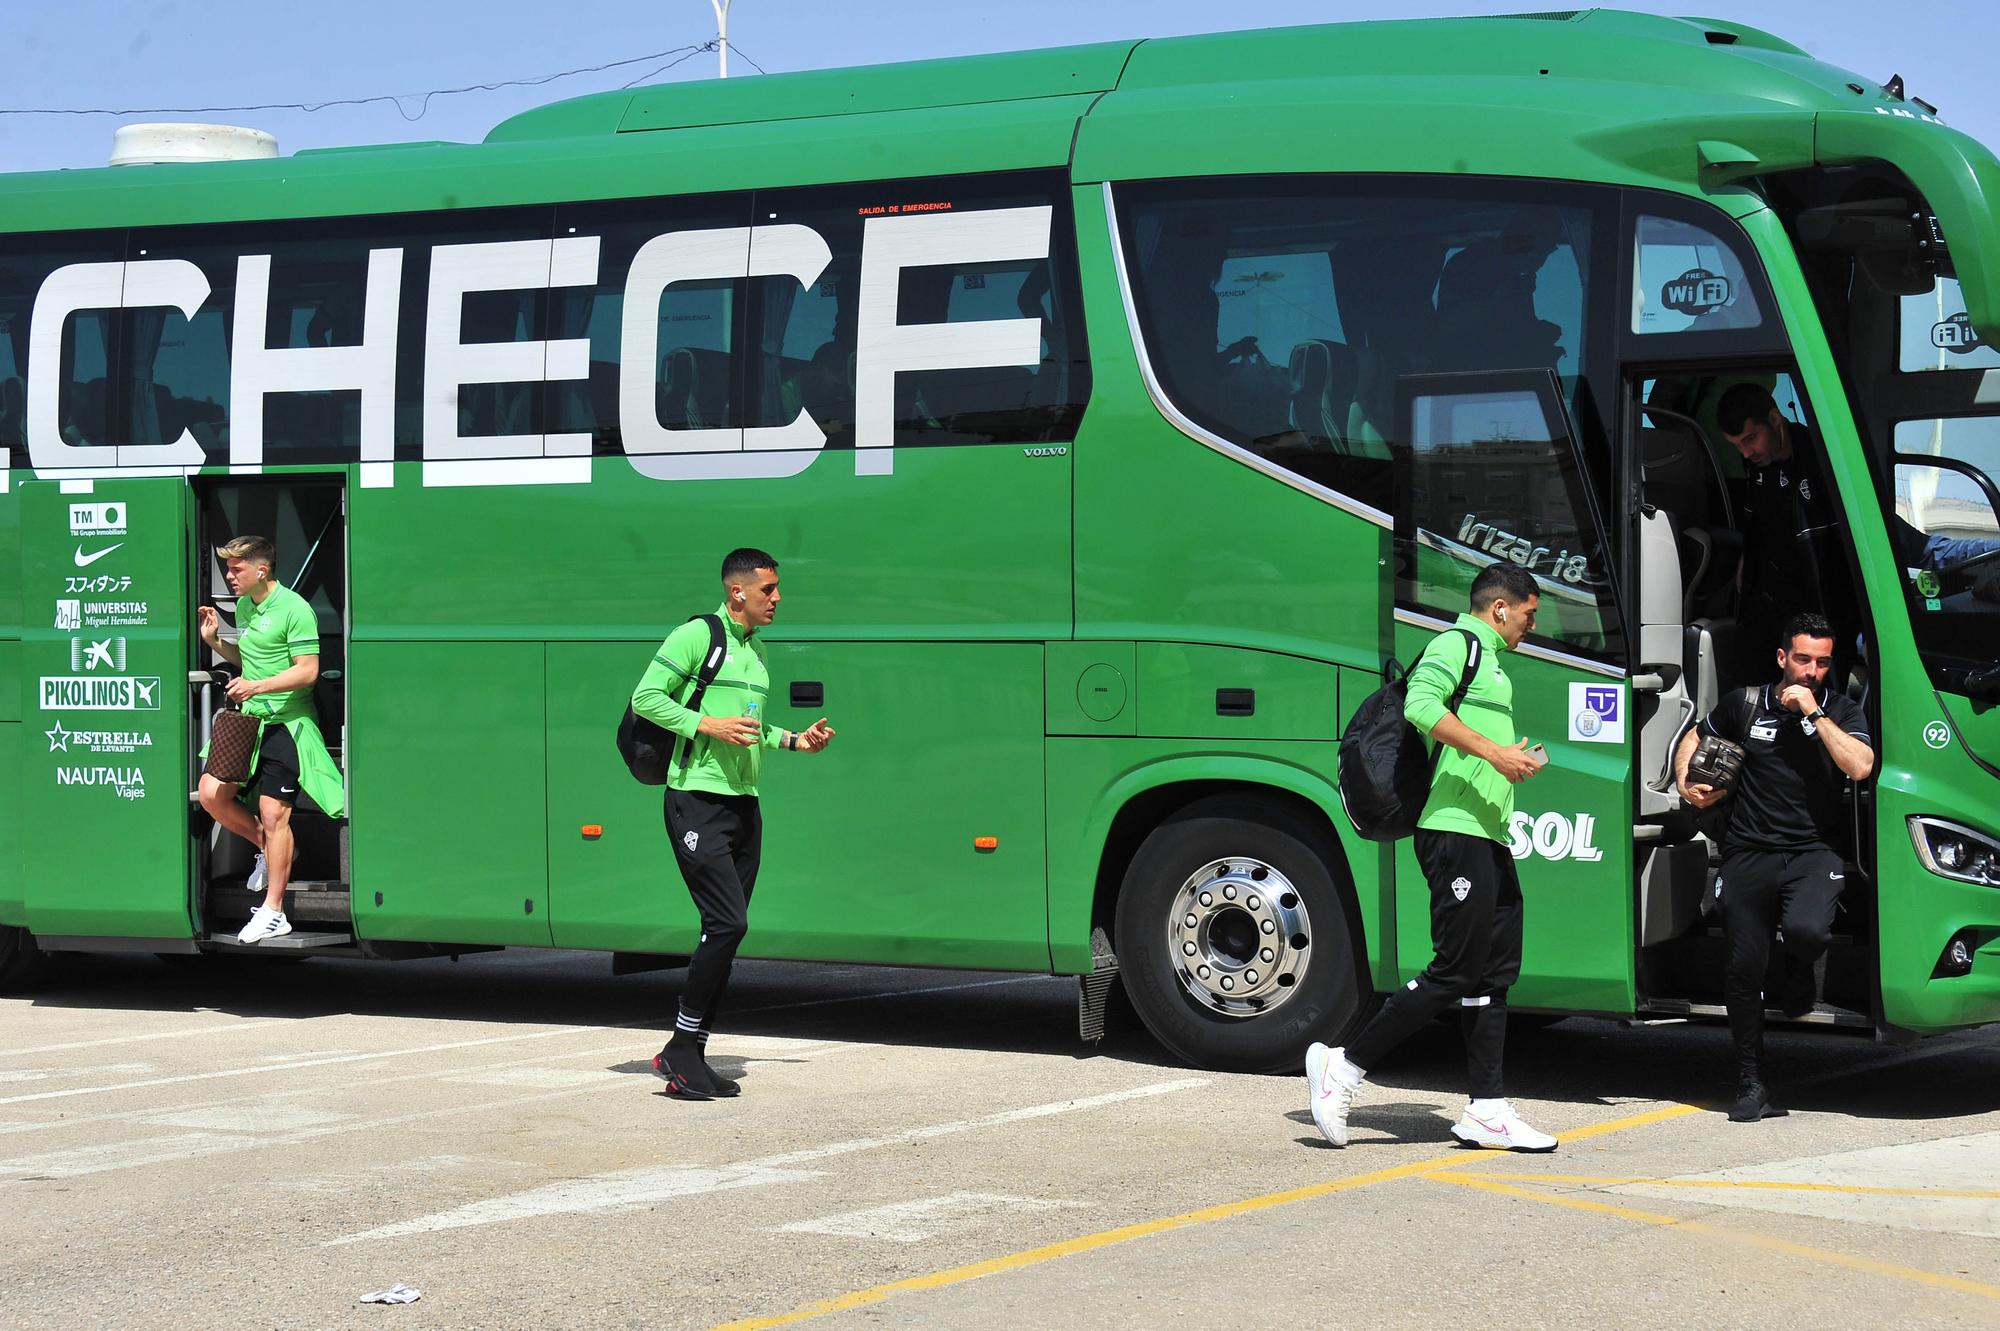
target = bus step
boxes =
[214,880,350,926]
[1636,999,1872,1029]
[200,930,359,954]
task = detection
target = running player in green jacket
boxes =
[633,548,836,1100]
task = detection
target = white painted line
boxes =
[1617,1131,2000,1239]
[0,972,1026,1108]
[0,1036,855,1141]
[742,1078,1209,1170]
[444,1067,626,1090]
[0,1132,249,1179]
[0,1021,279,1057]
[0,1039,866,1175]
[142,1103,352,1132]
[0,1062,151,1083]
[327,1078,1207,1246]
[328,1165,824,1245]
[0,1023,620,1107]
[776,1192,1087,1243]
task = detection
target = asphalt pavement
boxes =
[3,948,1997,1329]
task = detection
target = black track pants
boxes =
[1347,829,1524,1099]
[1717,847,1844,1061]
[665,788,763,1020]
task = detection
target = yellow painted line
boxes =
[708,1101,1699,1331]
[1456,1171,2000,1201]
[1435,1173,2000,1303]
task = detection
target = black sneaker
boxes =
[651,1048,715,1101]
[1727,1080,1789,1122]
[700,1053,740,1098]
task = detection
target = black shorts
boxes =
[251,724,302,806]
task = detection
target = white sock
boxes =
[1468,1097,1509,1116]
[1332,1050,1366,1087]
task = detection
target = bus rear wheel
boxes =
[0,925,54,993]
[1114,802,1364,1073]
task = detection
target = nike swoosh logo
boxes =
[74,542,123,567]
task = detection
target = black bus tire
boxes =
[1114,806,1365,1073]
[0,924,54,993]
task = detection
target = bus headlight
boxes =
[1909,817,2000,887]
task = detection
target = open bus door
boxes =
[189,476,352,949]
[22,476,194,946]
[1387,369,1637,1014]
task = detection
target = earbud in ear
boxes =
[1498,607,1508,623]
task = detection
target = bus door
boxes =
[190,476,351,946]
[22,475,194,943]
[1388,369,1636,1013]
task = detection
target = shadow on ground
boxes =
[19,951,2000,1120]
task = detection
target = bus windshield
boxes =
[1888,408,2000,682]
[1780,181,2000,695]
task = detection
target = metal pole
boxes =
[711,0,732,78]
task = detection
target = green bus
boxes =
[5,9,2000,1072]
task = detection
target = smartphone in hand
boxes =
[1524,742,1549,770]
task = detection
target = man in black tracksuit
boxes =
[630,548,836,1099]
[1675,611,1875,1121]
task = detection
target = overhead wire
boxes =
[0,40,769,123]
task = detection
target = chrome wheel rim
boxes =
[1167,856,1311,1017]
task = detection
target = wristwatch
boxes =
[1806,709,1827,723]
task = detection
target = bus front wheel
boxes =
[0,925,54,993]
[1113,802,1364,1073]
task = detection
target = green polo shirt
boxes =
[631,605,786,797]
[234,582,320,724]
[1403,614,1517,844]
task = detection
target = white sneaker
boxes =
[1451,1100,1558,1152]
[246,852,268,894]
[236,905,291,945]
[1304,1041,1361,1147]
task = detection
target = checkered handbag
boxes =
[205,705,262,784]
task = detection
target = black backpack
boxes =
[1337,628,1482,842]
[616,614,728,785]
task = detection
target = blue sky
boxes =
[1,1,1992,173]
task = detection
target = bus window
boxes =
[1116,177,1602,515]
[1890,417,2000,675]
[0,237,125,468]
[1396,371,1622,659]
[750,171,1090,450]
[1898,277,2000,372]
[1631,213,1764,335]
[549,192,751,456]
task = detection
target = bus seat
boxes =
[66,377,111,446]
[1216,341,1292,444]
[655,345,736,432]
[1286,338,1356,451]
[1687,617,1732,718]
[1432,240,1563,373]
[781,340,856,441]
[1637,506,1694,816]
